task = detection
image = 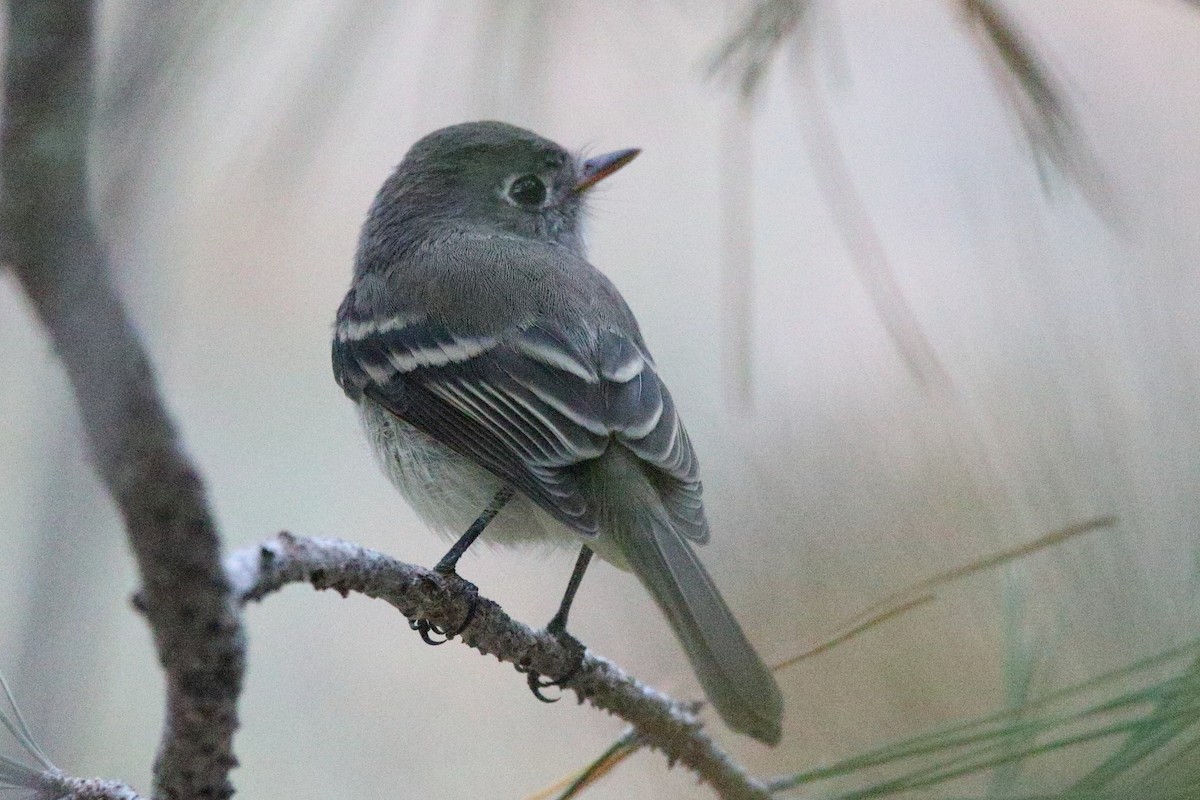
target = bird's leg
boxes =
[412,486,514,645]
[547,544,593,634]
[523,545,592,702]
[434,486,515,574]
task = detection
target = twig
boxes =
[227,533,773,800]
[0,4,243,799]
[34,771,146,800]
[772,595,937,672]
[773,516,1116,673]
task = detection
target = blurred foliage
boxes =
[710,0,1115,217]
[768,637,1200,798]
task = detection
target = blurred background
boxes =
[2,1,1199,797]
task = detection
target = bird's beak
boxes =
[574,148,641,193]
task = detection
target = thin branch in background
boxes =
[773,516,1115,674]
[527,728,642,800]
[889,515,1114,597]
[1,4,244,799]
[957,0,1119,223]
[773,595,936,672]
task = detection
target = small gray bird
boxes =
[332,121,783,745]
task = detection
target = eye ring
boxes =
[507,174,547,208]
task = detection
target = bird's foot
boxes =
[518,621,585,702]
[410,573,479,645]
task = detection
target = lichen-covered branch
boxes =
[226,534,773,800]
[0,4,243,799]
[35,770,146,800]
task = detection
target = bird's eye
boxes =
[508,174,547,207]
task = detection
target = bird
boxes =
[332,121,783,745]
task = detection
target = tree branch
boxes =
[227,533,774,800]
[1,4,243,799]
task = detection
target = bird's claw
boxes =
[518,627,585,703]
[410,576,479,645]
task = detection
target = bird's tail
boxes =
[596,450,783,745]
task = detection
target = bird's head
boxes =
[362,121,639,259]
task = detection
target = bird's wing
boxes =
[333,315,708,541]
[592,329,708,542]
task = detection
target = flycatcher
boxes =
[332,121,782,744]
